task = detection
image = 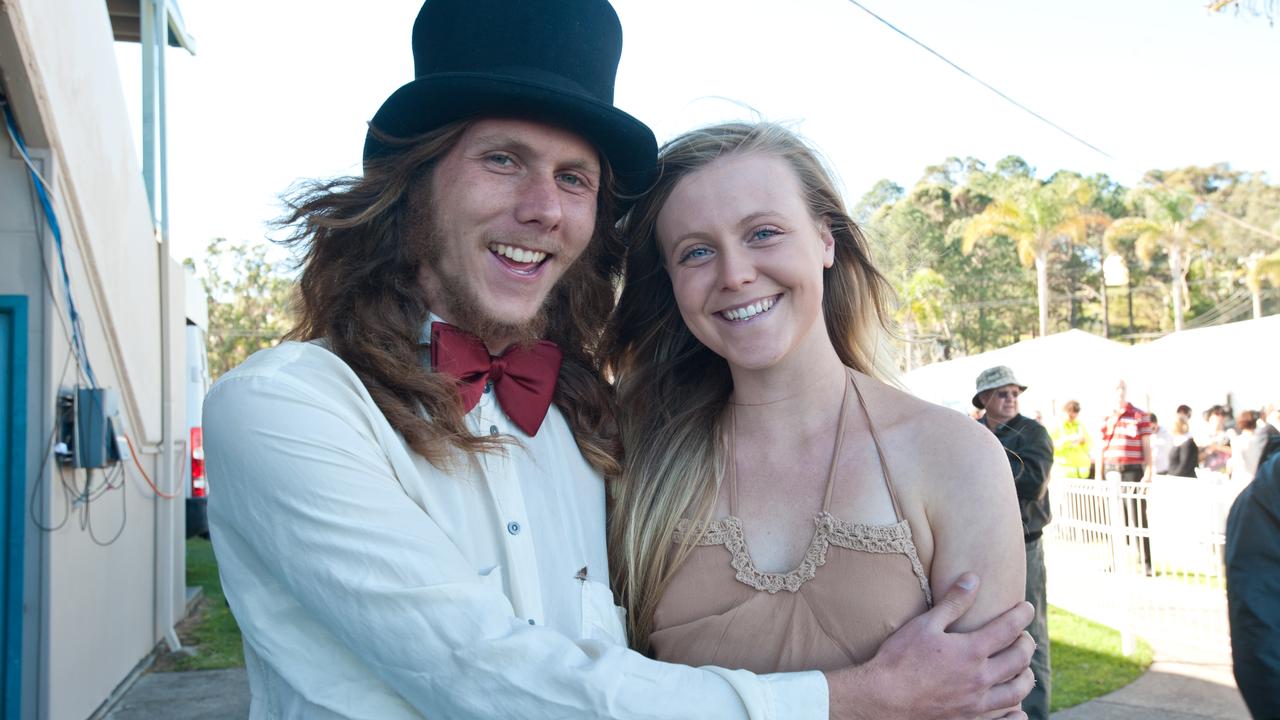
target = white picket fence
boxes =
[1043,471,1246,660]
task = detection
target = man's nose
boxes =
[514,173,563,230]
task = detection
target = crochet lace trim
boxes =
[673,513,933,603]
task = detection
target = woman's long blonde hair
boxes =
[605,122,897,651]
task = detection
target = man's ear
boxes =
[819,217,836,269]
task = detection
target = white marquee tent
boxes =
[902,317,1279,432]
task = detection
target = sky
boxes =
[113,0,1280,264]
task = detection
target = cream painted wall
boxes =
[1,0,187,718]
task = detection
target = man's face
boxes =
[982,384,1020,425]
[413,118,601,351]
[1114,381,1128,410]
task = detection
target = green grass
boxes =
[1049,604,1154,711]
[171,537,245,670]
[173,538,1156,709]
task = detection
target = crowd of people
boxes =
[970,366,1279,719]
[1014,397,1280,484]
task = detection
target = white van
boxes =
[184,265,212,537]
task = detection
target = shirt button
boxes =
[483,381,493,394]
[507,521,522,536]
[489,425,499,436]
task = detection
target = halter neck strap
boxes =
[848,370,905,522]
[728,373,854,516]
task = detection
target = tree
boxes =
[197,239,295,379]
[1245,250,1280,319]
[898,267,950,370]
[960,173,1102,337]
[1104,187,1216,332]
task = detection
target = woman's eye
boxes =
[679,247,712,263]
[751,227,782,242]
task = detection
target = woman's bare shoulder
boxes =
[853,371,1010,491]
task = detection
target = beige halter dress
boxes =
[650,371,934,673]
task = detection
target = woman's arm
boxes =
[922,416,1027,632]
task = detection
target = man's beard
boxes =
[414,213,554,351]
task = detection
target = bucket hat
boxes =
[972,366,1028,408]
[363,0,657,197]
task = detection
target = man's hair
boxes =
[276,120,624,476]
[1177,404,1193,416]
[604,122,897,652]
[1149,413,1159,425]
[1064,400,1081,414]
[1238,410,1259,432]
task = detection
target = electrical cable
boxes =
[85,464,128,547]
[125,432,180,499]
[840,0,1113,159]
[28,346,78,532]
[2,95,99,388]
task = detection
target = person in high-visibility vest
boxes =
[1050,400,1093,479]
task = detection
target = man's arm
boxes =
[1013,422,1054,503]
[205,370,784,720]
[828,576,1035,720]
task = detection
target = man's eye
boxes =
[486,153,514,167]
[557,173,582,186]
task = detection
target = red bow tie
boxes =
[429,322,563,436]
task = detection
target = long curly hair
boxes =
[605,122,898,651]
[276,120,623,476]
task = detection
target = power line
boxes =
[842,0,1114,160]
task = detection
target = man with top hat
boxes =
[204,1,1035,718]
[973,366,1054,720]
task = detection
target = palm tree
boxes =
[961,174,1099,337]
[1104,187,1215,332]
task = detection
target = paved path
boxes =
[1044,533,1251,720]
[113,658,1251,720]
[103,668,249,720]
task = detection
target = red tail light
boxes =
[190,426,207,498]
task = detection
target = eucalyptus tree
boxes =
[1104,187,1216,332]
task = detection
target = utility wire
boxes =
[841,0,1113,160]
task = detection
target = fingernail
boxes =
[957,573,977,591]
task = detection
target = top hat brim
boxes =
[364,73,657,199]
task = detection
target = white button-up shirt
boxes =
[205,340,826,719]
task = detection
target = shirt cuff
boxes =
[703,667,828,720]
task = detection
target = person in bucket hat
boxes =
[204,2,1034,718]
[973,365,1054,720]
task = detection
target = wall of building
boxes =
[0,0,186,717]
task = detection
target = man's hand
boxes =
[825,573,1035,720]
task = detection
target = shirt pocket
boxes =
[579,578,627,645]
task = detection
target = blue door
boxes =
[0,296,27,720]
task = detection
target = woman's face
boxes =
[655,152,835,372]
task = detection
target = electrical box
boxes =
[75,387,119,469]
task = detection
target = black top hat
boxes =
[365,0,658,197]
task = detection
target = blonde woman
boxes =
[607,123,1026,697]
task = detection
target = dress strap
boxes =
[728,406,739,517]
[821,375,855,513]
[847,370,906,522]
